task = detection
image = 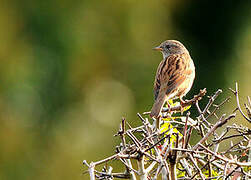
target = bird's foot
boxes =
[180,98,188,115]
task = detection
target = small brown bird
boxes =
[150,40,195,118]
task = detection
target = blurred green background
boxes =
[0,0,251,179]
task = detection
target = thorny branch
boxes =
[83,85,251,179]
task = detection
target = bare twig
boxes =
[83,161,95,180]
[199,144,251,167]
[222,162,229,180]
[137,154,147,180]
[182,112,190,149]
[231,82,251,122]
[205,97,231,120]
[203,89,222,115]
[245,103,251,120]
[189,153,205,180]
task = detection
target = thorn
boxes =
[229,87,236,94]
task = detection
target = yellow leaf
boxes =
[177,163,186,178]
[183,105,191,112]
[168,99,174,105]
[160,122,172,134]
[160,121,183,145]
[202,169,219,177]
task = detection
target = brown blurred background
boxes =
[0,0,250,179]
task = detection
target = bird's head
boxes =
[153,40,188,58]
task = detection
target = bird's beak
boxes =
[153,46,163,51]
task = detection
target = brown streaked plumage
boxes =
[150,40,195,118]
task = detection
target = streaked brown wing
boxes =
[159,54,193,97]
[153,60,164,100]
[166,68,193,95]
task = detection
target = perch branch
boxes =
[143,88,207,115]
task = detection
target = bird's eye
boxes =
[165,45,171,49]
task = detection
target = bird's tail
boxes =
[150,94,166,118]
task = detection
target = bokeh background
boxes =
[0,0,251,179]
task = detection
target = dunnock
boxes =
[150,40,195,118]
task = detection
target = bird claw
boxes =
[180,99,187,106]
[180,99,188,115]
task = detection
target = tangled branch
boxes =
[83,85,251,179]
